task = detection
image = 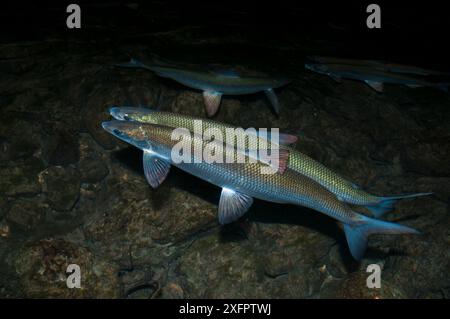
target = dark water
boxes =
[0,1,449,298]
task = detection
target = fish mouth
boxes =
[102,120,140,143]
[109,106,127,121]
[101,121,117,134]
[101,120,134,135]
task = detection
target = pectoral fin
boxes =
[203,91,222,117]
[264,88,280,115]
[143,150,171,188]
[218,188,253,224]
[365,80,384,92]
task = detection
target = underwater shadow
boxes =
[112,146,143,173]
[110,149,408,268]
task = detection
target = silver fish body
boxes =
[108,107,431,216]
[116,58,290,116]
[102,120,419,260]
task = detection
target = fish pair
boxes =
[103,107,431,260]
[115,57,290,117]
[305,56,450,92]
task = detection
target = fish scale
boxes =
[111,109,379,206]
[111,122,360,225]
[102,120,420,260]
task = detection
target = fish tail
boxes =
[366,192,432,218]
[343,214,419,260]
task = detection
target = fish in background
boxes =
[305,62,449,92]
[307,56,450,76]
[109,106,432,218]
[102,120,420,260]
[115,57,290,117]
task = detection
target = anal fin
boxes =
[218,188,253,224]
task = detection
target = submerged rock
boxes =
[78,134,109,183]
[39,166,80,212]
[320,271,407,299]
[0,12,449,299]
[5,198,45,232]
[0,157,44,196]
[46,129,80,166]
[14,238,120,298]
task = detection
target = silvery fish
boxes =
[308,56,450,76]
[102,120,419,260]
[109,106,431,218]
[305,63,449,92]
[116,58,290,116]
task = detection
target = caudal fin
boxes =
[366,192,432,218]
[343,214,419,260]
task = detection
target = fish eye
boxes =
[123,115,131,121]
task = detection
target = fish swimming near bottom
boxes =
[102,120,420,260]
[109,106,431,218]
[116,58,290,117]
[305,63,449,92]
[307,56,450,77]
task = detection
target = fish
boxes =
[108,106,432,218]
[307,56,450,76]
[305,63,449,92]
[116,58,290,116]
[102,119,420,260]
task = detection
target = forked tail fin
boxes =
[366,192,432,218]
[343,214,419,260]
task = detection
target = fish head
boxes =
[109,106,157,123]
[305,63,329,75]
[102,120,153,150]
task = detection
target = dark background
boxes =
[1,1,450,69]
